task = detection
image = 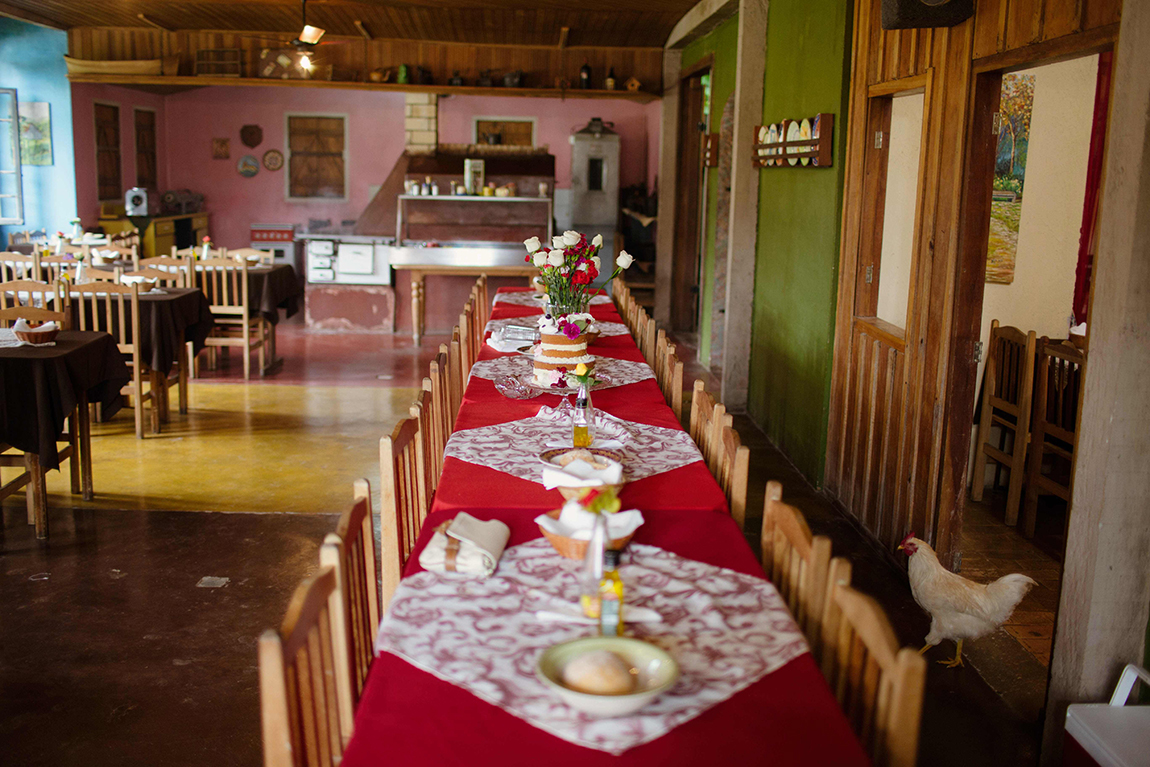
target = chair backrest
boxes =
[985,320,1037,417]
[258,566,349,767]
[177,244,227,259]
[0,279,68,328]
[140,255,191,287]
[474,274,489,330]
[717,424,750,529]
[429,350,452,443]
[318,479,379,747]
[378,415,429,608]
[654,329,668,383]
[662,347,684,418]
[409,387,437,499]
[821,579,926,767]
[689,379,731,473]
[197,258,251,316]
[69,282,142,357]
[762,481,832,653]
[447,329,464,415]
[109,227,140,249]
[1033,338,1085,445]
[7,229,46,247]
[458,300,475,377]
[0,252,41,282]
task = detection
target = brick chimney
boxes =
[404,93,438,155]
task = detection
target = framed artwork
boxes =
[18,102,52,166]
[986,73,1035,285]
[212,137,230,160]
[237,154,259,177]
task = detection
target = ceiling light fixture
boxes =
[299,24,325,45]
[299,53,313,70]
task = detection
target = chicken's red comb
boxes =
[899,531,916,547]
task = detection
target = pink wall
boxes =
[72,83,167,228]
[437,95,656,189]
[162,86,407,247]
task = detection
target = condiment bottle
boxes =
[421,176,431,195]
[598,549,624,636]
[605,68,617,90]
[579,513,607,619]
[572,381,594,448]
[579,60,592,89]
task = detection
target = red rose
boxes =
[572,270,590,285]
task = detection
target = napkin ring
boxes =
[435,521,461,572]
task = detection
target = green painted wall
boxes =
[681,14,740,364]
[747,0,853,483]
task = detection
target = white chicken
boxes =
[898,531,1036,667]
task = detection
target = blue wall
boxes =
[0,17,76,244]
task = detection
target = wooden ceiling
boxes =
[0,0,689,48]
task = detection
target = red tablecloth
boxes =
[341,287,868,766]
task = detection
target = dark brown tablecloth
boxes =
[139,288,215,374]
[246,265,302,324]
[0,331,130,470]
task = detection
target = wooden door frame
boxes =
[670,60,710,332]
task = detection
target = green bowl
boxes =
[535,636,679,718]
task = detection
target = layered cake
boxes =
[533,314,597,387]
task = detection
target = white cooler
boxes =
[1064,665,1150,767]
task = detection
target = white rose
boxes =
[592,234,603,248]
[524,236,541,253]
[533,251,548,267]
[552,236,566,250]
[563,230,581,247]
[547,250,564,267]
[592,255,601,271]
[616,250,634,269]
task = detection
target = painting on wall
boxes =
[18,102,52,166]
[212,138,230,160]
[986,73,1035,284]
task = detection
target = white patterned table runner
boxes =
[494,292,614,308]
[470,354,654,391]
[485,317,629,338]
[445,405,701,483]
[377,539,808,755]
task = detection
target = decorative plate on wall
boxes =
[262,149,284,171]
[237,154,260,178]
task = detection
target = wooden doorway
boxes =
[671,59,710,332]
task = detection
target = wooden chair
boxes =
[426,351,451,480]
[447,328,464,415]
[1021,339,1085,538]
[70,282,158,438]
[197,258,267,380]
[138,255,192,287]
[762,480,832,655]
[122,267,189,417]
[971,321,1037,525]
[39,254,84,283]
[177,244,227,259]
[0,252,41,282]
[458,301,475,378]
[821,577,926,767]
[109,227,141,251]
[654,329,668,384]
[379,414,430,608]
[93,244,139,272]
[473,275,490,335]
[258,566,351,767]
[0,279,68,324]
[689,380,731,474]
[716,424,750,529]
[6,229,46,249]
[662,348,684,420]
[318,479,379,747]
[409,387,438,499]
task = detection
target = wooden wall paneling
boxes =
[1083,0,1122,31]
[852,97,892,316]
[1007,0,1046,50]
[850,330,875,518]
[1042,0,1086,40]
[971,0,1005,59]
[859,335,882,530]
[843,329,867,514]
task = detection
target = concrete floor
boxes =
[0,319,1042,766]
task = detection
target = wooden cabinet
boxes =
[103,213,211,259]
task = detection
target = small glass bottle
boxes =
[580,513,607,619]
[579,60,592,89]
[605,67,617,91]
[598,549,624,636]
[572,381,594,448]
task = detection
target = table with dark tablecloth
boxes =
[139,288,214,374]
[239,265,302,324]
[0,331,130,470]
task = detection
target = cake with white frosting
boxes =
[533,313,596,387]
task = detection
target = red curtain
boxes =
[1073,51,1113,324]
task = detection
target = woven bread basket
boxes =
[539,509,634,560]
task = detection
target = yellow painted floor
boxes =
[6,382,417,515]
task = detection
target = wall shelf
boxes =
[65,73,660,103]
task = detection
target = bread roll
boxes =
[561,650,635,695]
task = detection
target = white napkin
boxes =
[120,274,154,287]
[535,504,644,542]
[536,604,663,625]
[487,335,529,354]
[418,512,511,578]
[541,454,624,490]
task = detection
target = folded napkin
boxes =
[536,604,662,625]
[541,452,624,490]
[535,503,644,542]
[418,512,511,578]
[487,335,530,354]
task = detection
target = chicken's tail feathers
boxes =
[984,573,1038,624]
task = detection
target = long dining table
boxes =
[341,287,869,766]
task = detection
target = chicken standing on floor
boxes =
[899,531,1035,667]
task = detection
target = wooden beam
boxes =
[353,19,371,41]
[136,13,172,33]
[0,1,65,29]
[558,26,569,49]
[665,0,739,50]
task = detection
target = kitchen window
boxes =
[95,103,121,202]
[286,114,347,200]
